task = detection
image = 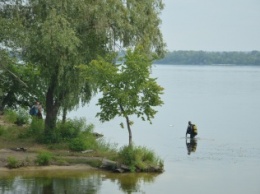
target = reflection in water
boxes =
[0,170,159,194]
[104,173,156,194]
[0,175,101,194]
[186,138,197,155]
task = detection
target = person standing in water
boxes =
[186,121,198,138]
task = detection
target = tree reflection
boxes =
[0,173,102,194]
[103,172,158,194]
[0,170,159,194]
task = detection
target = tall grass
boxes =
[118,145,164,172]
[3,108,30,126]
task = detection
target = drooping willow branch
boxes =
[0,63,28,88]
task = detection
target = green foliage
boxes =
[3,108,30,126]
[15,108,30,126]
[0,49,45,110]
[93,139,118,160]
[3,109,17,123]
[69,133,97,152]
[40,118,94,144]
[35,152,53,166]
[80,46,164,146]
[24,117,44,138]
[118,146,137,172]
[0,125,20,140]
[56,118,90,140]
[1,0,166,138]
[0,126,4,136]
[7,157,20,169]
[118,145,163,172]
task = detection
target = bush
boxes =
[118,146,136,171]
[118,145,163,172]
[3,109,17,123]
[35,151,53,166]
[15,108,30,126]
[7,157,20,168]
[3,108,30,126]
[69,133,97,152]
[22,117,44,139]
[45,118,95,144]
[56,118,87,140]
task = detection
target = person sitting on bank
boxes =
[36,102,43,119]
[186,121,198,138]
[29,101,39,116]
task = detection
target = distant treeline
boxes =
[155,50,260,65]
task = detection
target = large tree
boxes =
[0,0,165,141]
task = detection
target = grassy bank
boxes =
[0,109,164,173]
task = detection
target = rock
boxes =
[10,147,27,152]
[81,149,94,154]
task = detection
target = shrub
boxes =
[15,108,30,126]
[25,117,44,138]
[118,145,163,172]
[69,132,97,152]
[69,137,86,151]
[118,146,136,172]
[3,108,30,126]
[56,118,86,140]
[47,118,95,144]
[35,151,53,166]
[3,109,17,123]
[7,157,20,168]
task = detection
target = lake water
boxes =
[1,64,260,194]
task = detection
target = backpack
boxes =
[29,106,38,116]
[192,124,198,134]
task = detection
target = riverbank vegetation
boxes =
[155,50,260,65]
[0,109,164,172]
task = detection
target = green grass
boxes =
[7,157,20,168]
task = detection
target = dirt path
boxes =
[0,115,96,171]
[0,148,37,168]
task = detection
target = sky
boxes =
[160,0,260,52]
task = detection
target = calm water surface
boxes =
[1,64,260,194]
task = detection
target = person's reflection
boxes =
[186,138,197,155]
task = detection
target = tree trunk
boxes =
[62,107,67,124]
[119,104,133,146]
[125,115,133,147]
[44,84,60,142]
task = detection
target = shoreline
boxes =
[0,164,96,172]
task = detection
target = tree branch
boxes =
[0,63,28,88]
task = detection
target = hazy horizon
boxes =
[161,0,260,52]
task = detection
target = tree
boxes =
[1,0,165,142]
[80,46,164,146]
[0,49,44,111]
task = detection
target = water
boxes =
[1,64,260,194]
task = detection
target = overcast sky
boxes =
[160,0,260,51]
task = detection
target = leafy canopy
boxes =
[80,46,164,124]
